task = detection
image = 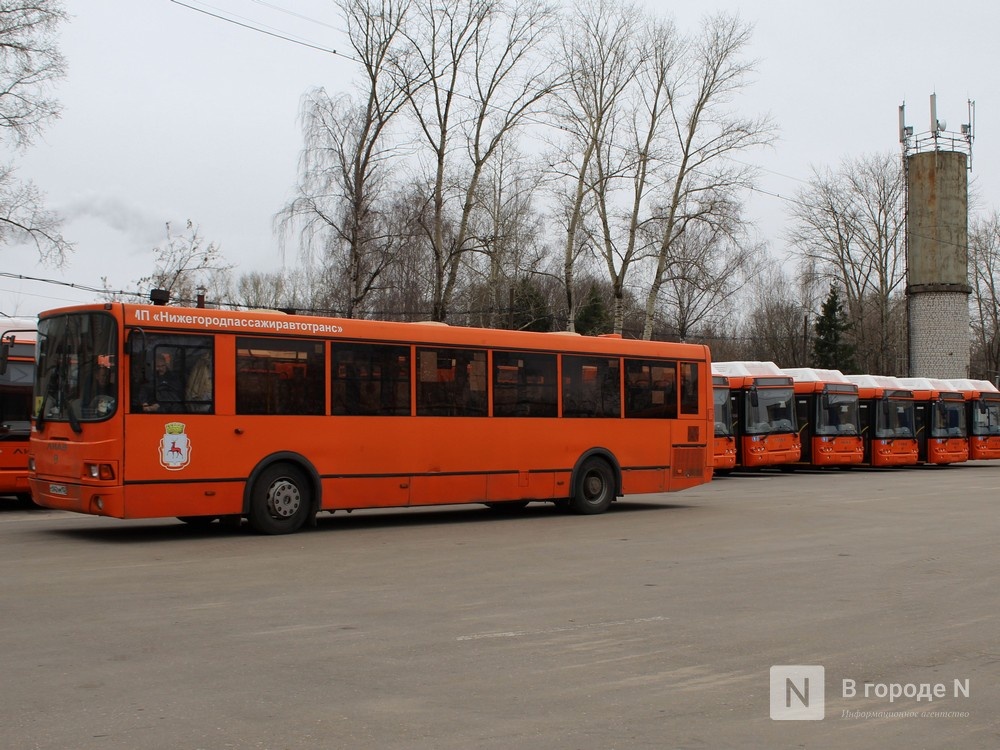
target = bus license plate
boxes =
[49,484,68,496]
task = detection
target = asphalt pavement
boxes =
[2,463,998,749]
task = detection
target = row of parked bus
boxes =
[711,360,1000,471]
[0,321,36,503]
[4,307,999,534]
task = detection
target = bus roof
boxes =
[779,367,859,395]
[941,378,1000,399]
[780,367,851,384]
[896,377,965,400]
[712,360,784,377]
[844,374,914,399]
[711,361,794,389]
[37,302,713,361]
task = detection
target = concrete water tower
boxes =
[899,95,975,378]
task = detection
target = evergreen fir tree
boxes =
[813,285,858,372]
[509,278,552,332]
[574,285,613,335]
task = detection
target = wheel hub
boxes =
[267,479,301,518]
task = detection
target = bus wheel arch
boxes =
[568,449,620,515]
[244,453,321,535]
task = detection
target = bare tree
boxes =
[736,261,808,366]
[548,0,645,330]
[970,211,1000,381]
[0,0,71,262]
[640,12,774,340]
[102,221,232,306]
[787,151,907,373]
[277,0,410,318]
[393,0,560,321]
[645,217,762,340]
[461,137,547,327]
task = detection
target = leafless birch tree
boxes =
[276,0,410,318]
[787,151,906,373]
[0,0,71,263]
[392,0,560,321]
[549,0,645,330]
[970,211,1000,381]
[640,12,774,339]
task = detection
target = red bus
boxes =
[779,368,864,467]
[944,378,1000,460]
[28,302,714,534]
[0,322,36,503]
[711,375,736,471]
[896,378,969,465]
[711,361,800,469]
[843,374,919,467]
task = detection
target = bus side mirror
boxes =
[749,389,758,408]
[0,336,9,375]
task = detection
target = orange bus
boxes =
[779,368,864,467]
[711,361,800,469]
[28,302,714,534]
[896,378,968,465]
[944,378,1000,460]
[0,322,36,503]
[711,374,736,471]
[843,374,919,467]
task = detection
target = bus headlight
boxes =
[85,463,116,480]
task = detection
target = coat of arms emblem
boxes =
[159,422,191,470]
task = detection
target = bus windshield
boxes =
[930,400,966,438]
[743,387,795,435]
[713,386,733,437]
[972,399,1000,436]
[35,312,118,427]
[876,398,915,439]
[816,393,859,436]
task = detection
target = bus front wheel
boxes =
[248,463,311,535]
[570,458,615,515]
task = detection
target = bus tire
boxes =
[570,457,614,515]
[248,463,311,535]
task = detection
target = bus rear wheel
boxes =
[570,458,614,515]
[248,463,311,535]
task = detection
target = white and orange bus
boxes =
[711,361,800,469]
[896,377,968,465]
[0,321,37,503]
[843,374,919,467]
[779,367,864,467]
[943,378,1000,460]
[711,374,736,471]
[28,302,714,533]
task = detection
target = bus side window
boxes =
[680,362,699,415]
[129,335,214,414]
[185,350,213,414]
[236,337,325,415]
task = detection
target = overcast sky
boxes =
[1,0,996,320]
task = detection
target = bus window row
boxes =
[127,334,704,419]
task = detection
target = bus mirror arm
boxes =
[0,329,35,375]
